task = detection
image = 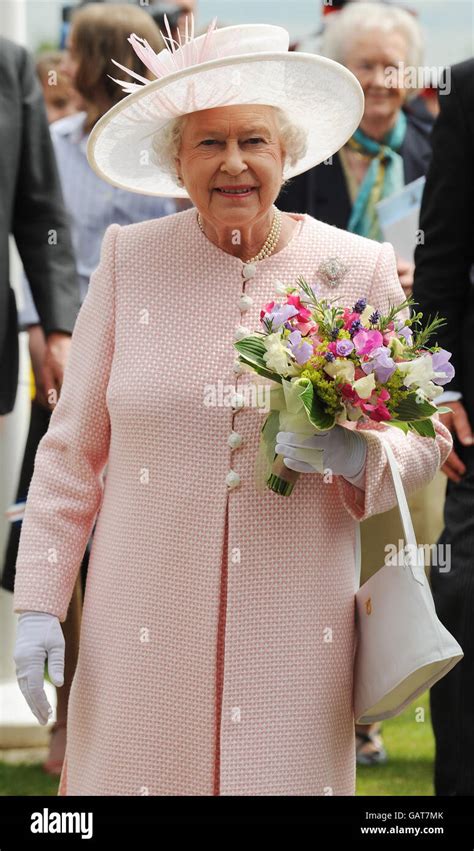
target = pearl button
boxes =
[234,325,251,341]
[239,294,253,312]
[228,431,243,449]
[226,470,241,489]
[242,262,256,279]
[230,392,245,410]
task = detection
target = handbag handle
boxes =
[354,437,418,590]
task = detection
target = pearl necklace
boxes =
[197,205,282,279]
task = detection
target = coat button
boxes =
[234,325,251,341]
[239,294,253,312]
[226,470,241,488]
[230,391,245,410]
[242,262,257,279]
[228,431,243,449]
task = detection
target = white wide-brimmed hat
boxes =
[87,14,364,198]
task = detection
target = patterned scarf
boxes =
[346,110,407,241]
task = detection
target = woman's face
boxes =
[344,29,410,125]
[174,104,285,228]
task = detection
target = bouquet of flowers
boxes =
[234,276,454,496]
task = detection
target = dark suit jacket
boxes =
[412,60,474,426]
[276,106,433,227]
[0,37,81,415]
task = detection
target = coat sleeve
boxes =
[13,223,120,622]
[335,240,453,522]
[412,66,474,396]
[12,44,81,337]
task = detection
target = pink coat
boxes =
[13,207,452,795]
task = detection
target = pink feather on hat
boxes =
[108,13,219,94]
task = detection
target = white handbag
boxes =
[353,438,464,725]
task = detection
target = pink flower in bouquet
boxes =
[342,309,360,330]
[286,294,318,334]
[297,320,318,335]
[260,300,276,321]
[382,321,397,346]
[341,383,360,405]
[359,387,391,422]
[340,382,391,422]
[286,294,312,321]
[353,328,384,356]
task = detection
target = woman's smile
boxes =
[213,184,259,199]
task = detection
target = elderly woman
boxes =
[12,17,451,796]
[278,1,430,295]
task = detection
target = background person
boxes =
[413,59,474,797]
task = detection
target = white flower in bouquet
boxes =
[262,333,299,377]
[396,355,444,402]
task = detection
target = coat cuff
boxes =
[334,417,452,522]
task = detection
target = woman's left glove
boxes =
[275,424,367,485]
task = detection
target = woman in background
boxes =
[3,2,178,776]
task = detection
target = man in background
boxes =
[0,36,81,417]
[413,59,474,796]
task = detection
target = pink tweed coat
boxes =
[13,207,452,796]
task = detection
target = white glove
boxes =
[14,611,65,725]
[275,424,368,487]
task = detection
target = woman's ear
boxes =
[175,158,184,186]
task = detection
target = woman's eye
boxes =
[199,137,266,147]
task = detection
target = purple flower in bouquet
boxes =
[287,330,313,365]
[336,338,355,357]
[361,346,397,383]
[262,303,298,330]
[431,349,455,385]
[396,321,413,345]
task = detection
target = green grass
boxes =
[356,690,435,795]
[0,762,59,796]
[0,692,434,796]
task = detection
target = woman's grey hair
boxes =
[321,1,424,98]
[151,105,308,191]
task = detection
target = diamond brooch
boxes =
[317,257,349,288]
